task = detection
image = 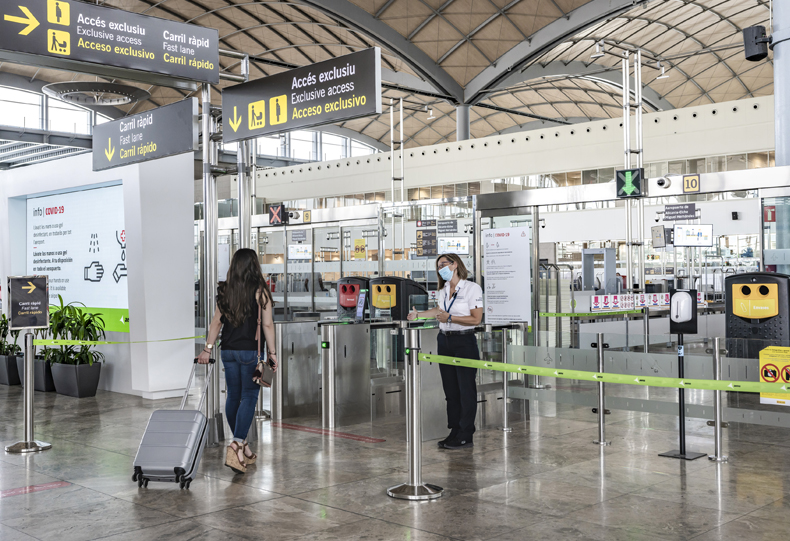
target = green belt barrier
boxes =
[417,353,790,394]
[34,336,204,346]
[539,310,644,318]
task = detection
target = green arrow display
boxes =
[418,353,790,395]
[622,170,637,196]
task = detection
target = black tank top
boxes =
[220,297,261,351]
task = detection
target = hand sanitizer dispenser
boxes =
[671,291,693,323]
[669,289,697,335]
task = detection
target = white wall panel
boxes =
[250,96,774,202]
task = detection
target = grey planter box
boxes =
[51,363,102,398]
[16,357,56,392]
[0,355,21,385]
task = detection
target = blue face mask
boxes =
[438,266,454,281]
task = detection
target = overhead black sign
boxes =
[437,220,457,234]
[93,98,198,171]
[616,168,645,198]
[0,0,219,85]
[416,229,437,258]
[222,48,382,143]
[664,203,697,222]
[8,276,49,330]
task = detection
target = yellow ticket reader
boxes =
[726,272,789,358]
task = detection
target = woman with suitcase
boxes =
[198,248,277,474]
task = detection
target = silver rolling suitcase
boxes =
[132,358,215,490]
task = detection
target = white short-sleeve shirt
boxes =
[437,279,484,332]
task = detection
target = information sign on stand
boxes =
[0,0,219,86]
[222,48,381,143]
[483,227,531,324]
[8,276,49,330]
[92,99,198,171]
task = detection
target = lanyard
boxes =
[444,290,458,313]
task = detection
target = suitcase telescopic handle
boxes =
[180,358,216,411]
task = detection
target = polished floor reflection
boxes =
[2,384,790,540]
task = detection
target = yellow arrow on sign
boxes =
[105,138,115,161]
[4,6,39,36]
[22,281,36,293]
[229,106,242,132]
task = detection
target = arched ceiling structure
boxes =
[0,0,773,149]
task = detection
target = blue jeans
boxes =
[221,350,261,442]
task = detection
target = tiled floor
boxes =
[2,383,790,540]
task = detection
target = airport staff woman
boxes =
[408,253,483,449]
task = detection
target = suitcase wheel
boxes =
[137,478,143,488]
[132,472,138,482]
[179,478,192,490]
[143,478,149,488]
[185,479,192,489]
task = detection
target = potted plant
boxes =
[0,314,21,385]
[48,296,106,398]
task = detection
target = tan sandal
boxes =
[225,441,246,474]
[243,442,257,465]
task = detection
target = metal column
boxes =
[456,104,470,141]
[387,327,443,500]
[5,332,51,453]
[709,337,728,462]
[237,139,251,249]
[776,1,790,274]
[592,334,610,446]
[202,84,222,446]
[622,53,633,293]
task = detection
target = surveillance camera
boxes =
[655,216,660,223]
[656,177,671,188]
[541,223,546,229]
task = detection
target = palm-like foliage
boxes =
[0,314,22,356]
[45,295,106,366]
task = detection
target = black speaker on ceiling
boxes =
[743,26,769,62]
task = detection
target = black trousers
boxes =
[437,332,479,441]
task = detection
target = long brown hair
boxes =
[436,253,469,289]
[217,248,273,327]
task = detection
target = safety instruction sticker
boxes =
[760,346,790,406]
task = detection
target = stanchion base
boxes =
[500,427,513,432]
[5,440,52,454]
[255,410,271,421]
[387,483,444,500]
[659,450,706,460]
[528,385,551,390]
[708,455,729,463]
[206,416,223,447]
[593,440,611,446]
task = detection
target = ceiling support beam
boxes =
[485,61,675,111]
[293,0,464,103]
[464,0,645,104]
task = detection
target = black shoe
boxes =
[438,431,459,448]
[442,438,473,450]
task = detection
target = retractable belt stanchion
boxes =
[708,337,728,462]
[501,325,512,432]
[6,331,51,453]
[592,333,610,446]
[387,325,443,500]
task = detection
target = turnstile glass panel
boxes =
[258,228,286,320]
[313,225,341,316]
[285,227,313,316]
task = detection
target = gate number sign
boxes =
[683,174,700,193]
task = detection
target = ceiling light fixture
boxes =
[656,61,669,79]
[591,40,605,59]
[42,82,150,106]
